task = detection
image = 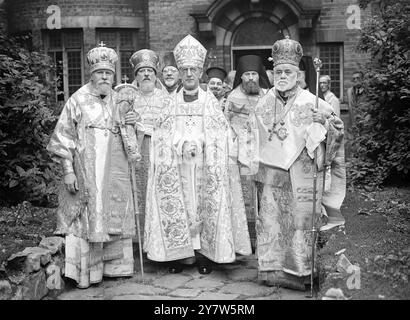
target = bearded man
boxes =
[224,55,271,246]
[253,36,346,290]
[129,49,166,243]
[47,43,140,288]
[145,35,251,275]
[161,51,180,95]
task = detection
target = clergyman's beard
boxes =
[140,79,155,93]
[242,81,260,95]
[94,82,112,96]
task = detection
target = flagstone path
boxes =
[58,253,310,300]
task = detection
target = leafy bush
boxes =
[348,0,410,187]
[0,33,60,205]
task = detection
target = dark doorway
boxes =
[232,48,272,71]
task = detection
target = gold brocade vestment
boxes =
[144,88,251,262]
[253,86,345,283]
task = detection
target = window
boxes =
[318,43,343,99]
[96,29,139,85]
[44,29,84,102]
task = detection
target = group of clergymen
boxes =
[47,34,346,292]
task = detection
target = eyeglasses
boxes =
[163,67,179,74]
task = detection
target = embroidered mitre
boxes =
[270,35,303,67]
[130,49,159,74]
[87,42,118,73]
[173,34,207,69]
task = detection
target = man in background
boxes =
[160,51,180,96]
[206,66,228,111]
[320,75,340,117]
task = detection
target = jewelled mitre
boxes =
[270,35,303,67]
[129,49,159,73]
[87,42,118,74]
[173,34,207,69]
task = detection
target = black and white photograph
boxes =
[0,0,409,306]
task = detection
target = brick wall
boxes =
[0,0,7,33]
[148,0,213,55]
[7,0,146,33]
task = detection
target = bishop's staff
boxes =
[309,57,323,298]
[115,79,145,278]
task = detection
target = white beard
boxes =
[93,82,112,96]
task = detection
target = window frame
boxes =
[318,42,344,99]
[43,29,85,102]
[96,29,139,85]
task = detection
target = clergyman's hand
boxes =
[311,109,326,125]
[124,111,140,126]
[182,141,197,160]
[64,172,79,194]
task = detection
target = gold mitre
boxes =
[129,49,159,74]
[87,42,118,74]
[173,34,207,69]
[270,35,303,67]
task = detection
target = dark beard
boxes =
[140,80,155,93]
[242,81,260,95]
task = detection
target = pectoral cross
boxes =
[268,126,288,141]
[99,41,106,47]
[122,75,129,84]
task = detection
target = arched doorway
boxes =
[231,18,284,70]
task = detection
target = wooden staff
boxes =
[309,57,323,298]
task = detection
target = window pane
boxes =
[67,51,82,95]
[120,51,134,83]
[120,30,134,48]
[64,31,82,48]
[319,44,341,98]
[48,51,65,101]
[49,30,62,49]
[98,31,117,48]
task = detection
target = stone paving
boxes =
[58,253,310,300]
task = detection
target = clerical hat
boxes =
[206,67,227,82]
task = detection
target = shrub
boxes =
[0,33,60,205]
[348,0,410,187]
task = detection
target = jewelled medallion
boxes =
[276,127,288,141]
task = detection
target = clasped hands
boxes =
[182,140,199,161]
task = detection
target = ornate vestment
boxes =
[253,86,345,280]
[46,82,136,287]
[144,87,251,262]
[225,86,268,175]
[132,87,166,239]
[47,83,136,242]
